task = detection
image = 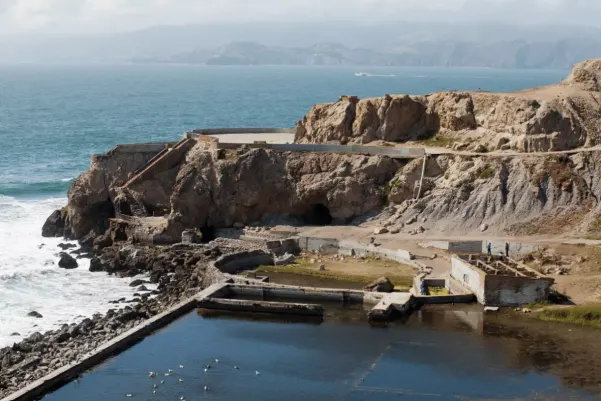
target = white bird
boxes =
[234,365,239,370]
[214,358,219,363]
[160,380,164,384]
[204,385,209,391]
[204,368,208,372]
[164,373,171,376]
[152,390,156,394]
[168,369,174,373]
[179,365,184,369]
[178,378,184,383]
[180,397,185,401]
[148,372,156,378]
[256,371,260,375]
[153,384,157,389]
[125,394,133,398]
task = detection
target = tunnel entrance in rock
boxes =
[199,226,216,243]
[301,204,333,226]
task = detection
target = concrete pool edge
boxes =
[1,283,228,401]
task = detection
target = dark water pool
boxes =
[43,305,601,401]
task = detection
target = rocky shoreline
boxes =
[0,237,261,399]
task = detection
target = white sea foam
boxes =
[0,195,147,347]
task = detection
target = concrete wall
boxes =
[450,257,486,304]
[215,142,425,159]
[213,251,274,274]
[423,241,482,254]
[484,275,554,306]
[295,236,416,266]
[107,142,175,154]
[189,128,295,135]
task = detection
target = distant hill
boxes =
[1,21,601,68]
[136,39,601,69]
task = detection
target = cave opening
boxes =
[302,203,333,226]
[199,226,216,243]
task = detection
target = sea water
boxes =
[0,64,569,346]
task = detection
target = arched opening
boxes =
[199,226,216,243]
[301,204,332,226]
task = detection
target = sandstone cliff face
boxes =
[295,61,601,152]
[563,59,601,92]
[169,145,400,229]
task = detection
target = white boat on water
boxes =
[355,72,371,77]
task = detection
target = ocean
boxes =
[0,64,569,346]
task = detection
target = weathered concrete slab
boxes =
[198,298,324,316]
[368,293,413,320]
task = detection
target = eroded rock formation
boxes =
[296,59,601,152]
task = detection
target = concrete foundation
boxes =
[450,255,554,306]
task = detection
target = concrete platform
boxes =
[198,298,324,316]
[368,293,413,321]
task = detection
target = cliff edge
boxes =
[295,59,601,152]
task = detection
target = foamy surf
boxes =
[0,195,148,347]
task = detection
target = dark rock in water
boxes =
[10,333,20,337]
[41,209,67,238]
[129,279,147,287]
[58,243,77,250]
[89,257,105,272]
[363,277,394,293]
[137,285,148,292]
[58,252,78,269]
[27,311,43,319]
[78,230,98,251]
[26,332,43,344]
[38,244,45,249]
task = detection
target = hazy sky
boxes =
[0,0,599,36]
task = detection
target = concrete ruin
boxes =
[451,254,554,306]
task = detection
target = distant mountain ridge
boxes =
[136,39,601,69]
[1,21,600,68]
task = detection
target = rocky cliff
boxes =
[295,60,601,152]
[44,144,401,242]
[42,59,601,243]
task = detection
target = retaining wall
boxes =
[213,251,274,274]
[484,275,554,306]
[423,241,483,254]
[450,257,487,304]
[107,142,176,154]
[216,142,425,159]
[295,236,416,265]
[189,128,295,135]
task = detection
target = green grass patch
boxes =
[474,166,495,180]
[538,305,601,329]
[255,264,412,291]
[419,134,455,148]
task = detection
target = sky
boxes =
[0,0,599,36]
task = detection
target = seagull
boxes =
[125,394,133,398]
[234,365,239,370]
[178,378,184,383]
[214,358,219,363]
[160,380,165,384]
[204,368,209,372]
[153,384,157,389]
[205,364,211,369]
[179,365,184,369]
[180,397,185,401]
[204,385,209,391]
[148,372,156,378]
[168,369,174,373]
[164,373,171,376]
[256,371,260,376]
[152,390,156,394]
